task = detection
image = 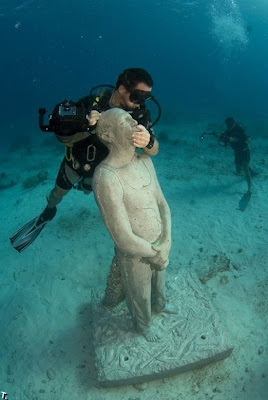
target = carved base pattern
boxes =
[92,268,233,387]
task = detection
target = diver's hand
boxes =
[132,124,150,148]
[88,110,101,126]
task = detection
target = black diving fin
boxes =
[238,192,251,211]
[10,206,57,253]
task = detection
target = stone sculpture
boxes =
[92,108,172,341]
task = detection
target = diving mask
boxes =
[129,89,153,104]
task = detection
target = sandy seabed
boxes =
[0,120,267,400]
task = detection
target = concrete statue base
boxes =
[92,268,233,387]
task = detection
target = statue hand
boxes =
[150,241,170,270]
[152,240,171,255]
[151,258,169,271]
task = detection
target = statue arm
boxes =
[145,156,171,245]
[152,188,172,264]
[143,157,172,269]
[157,194,171,246]
[93,167,157,258]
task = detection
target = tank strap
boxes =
[65,144,73,161]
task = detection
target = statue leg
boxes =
[102,253,125,309]
[117,253,152,335]
[151,269,166,312]
[152,269,177,315]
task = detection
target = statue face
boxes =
[97,108,137,148]
[112,112,137,148]
[118,113,138,134]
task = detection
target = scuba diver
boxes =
[201,117,258,196]
[10,68,161,252]
[220,117,258,195]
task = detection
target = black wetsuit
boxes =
[56,88,155,191]
[220,123,250,174]
[219,122,253,193]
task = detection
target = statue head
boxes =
[96,108,137,150]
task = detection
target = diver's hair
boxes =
[115,68,153,90]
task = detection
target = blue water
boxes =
[1,0,268,145]
[1,2,268,398]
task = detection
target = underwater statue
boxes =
[92,108,172,342]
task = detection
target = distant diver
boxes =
[201,117,259,197]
